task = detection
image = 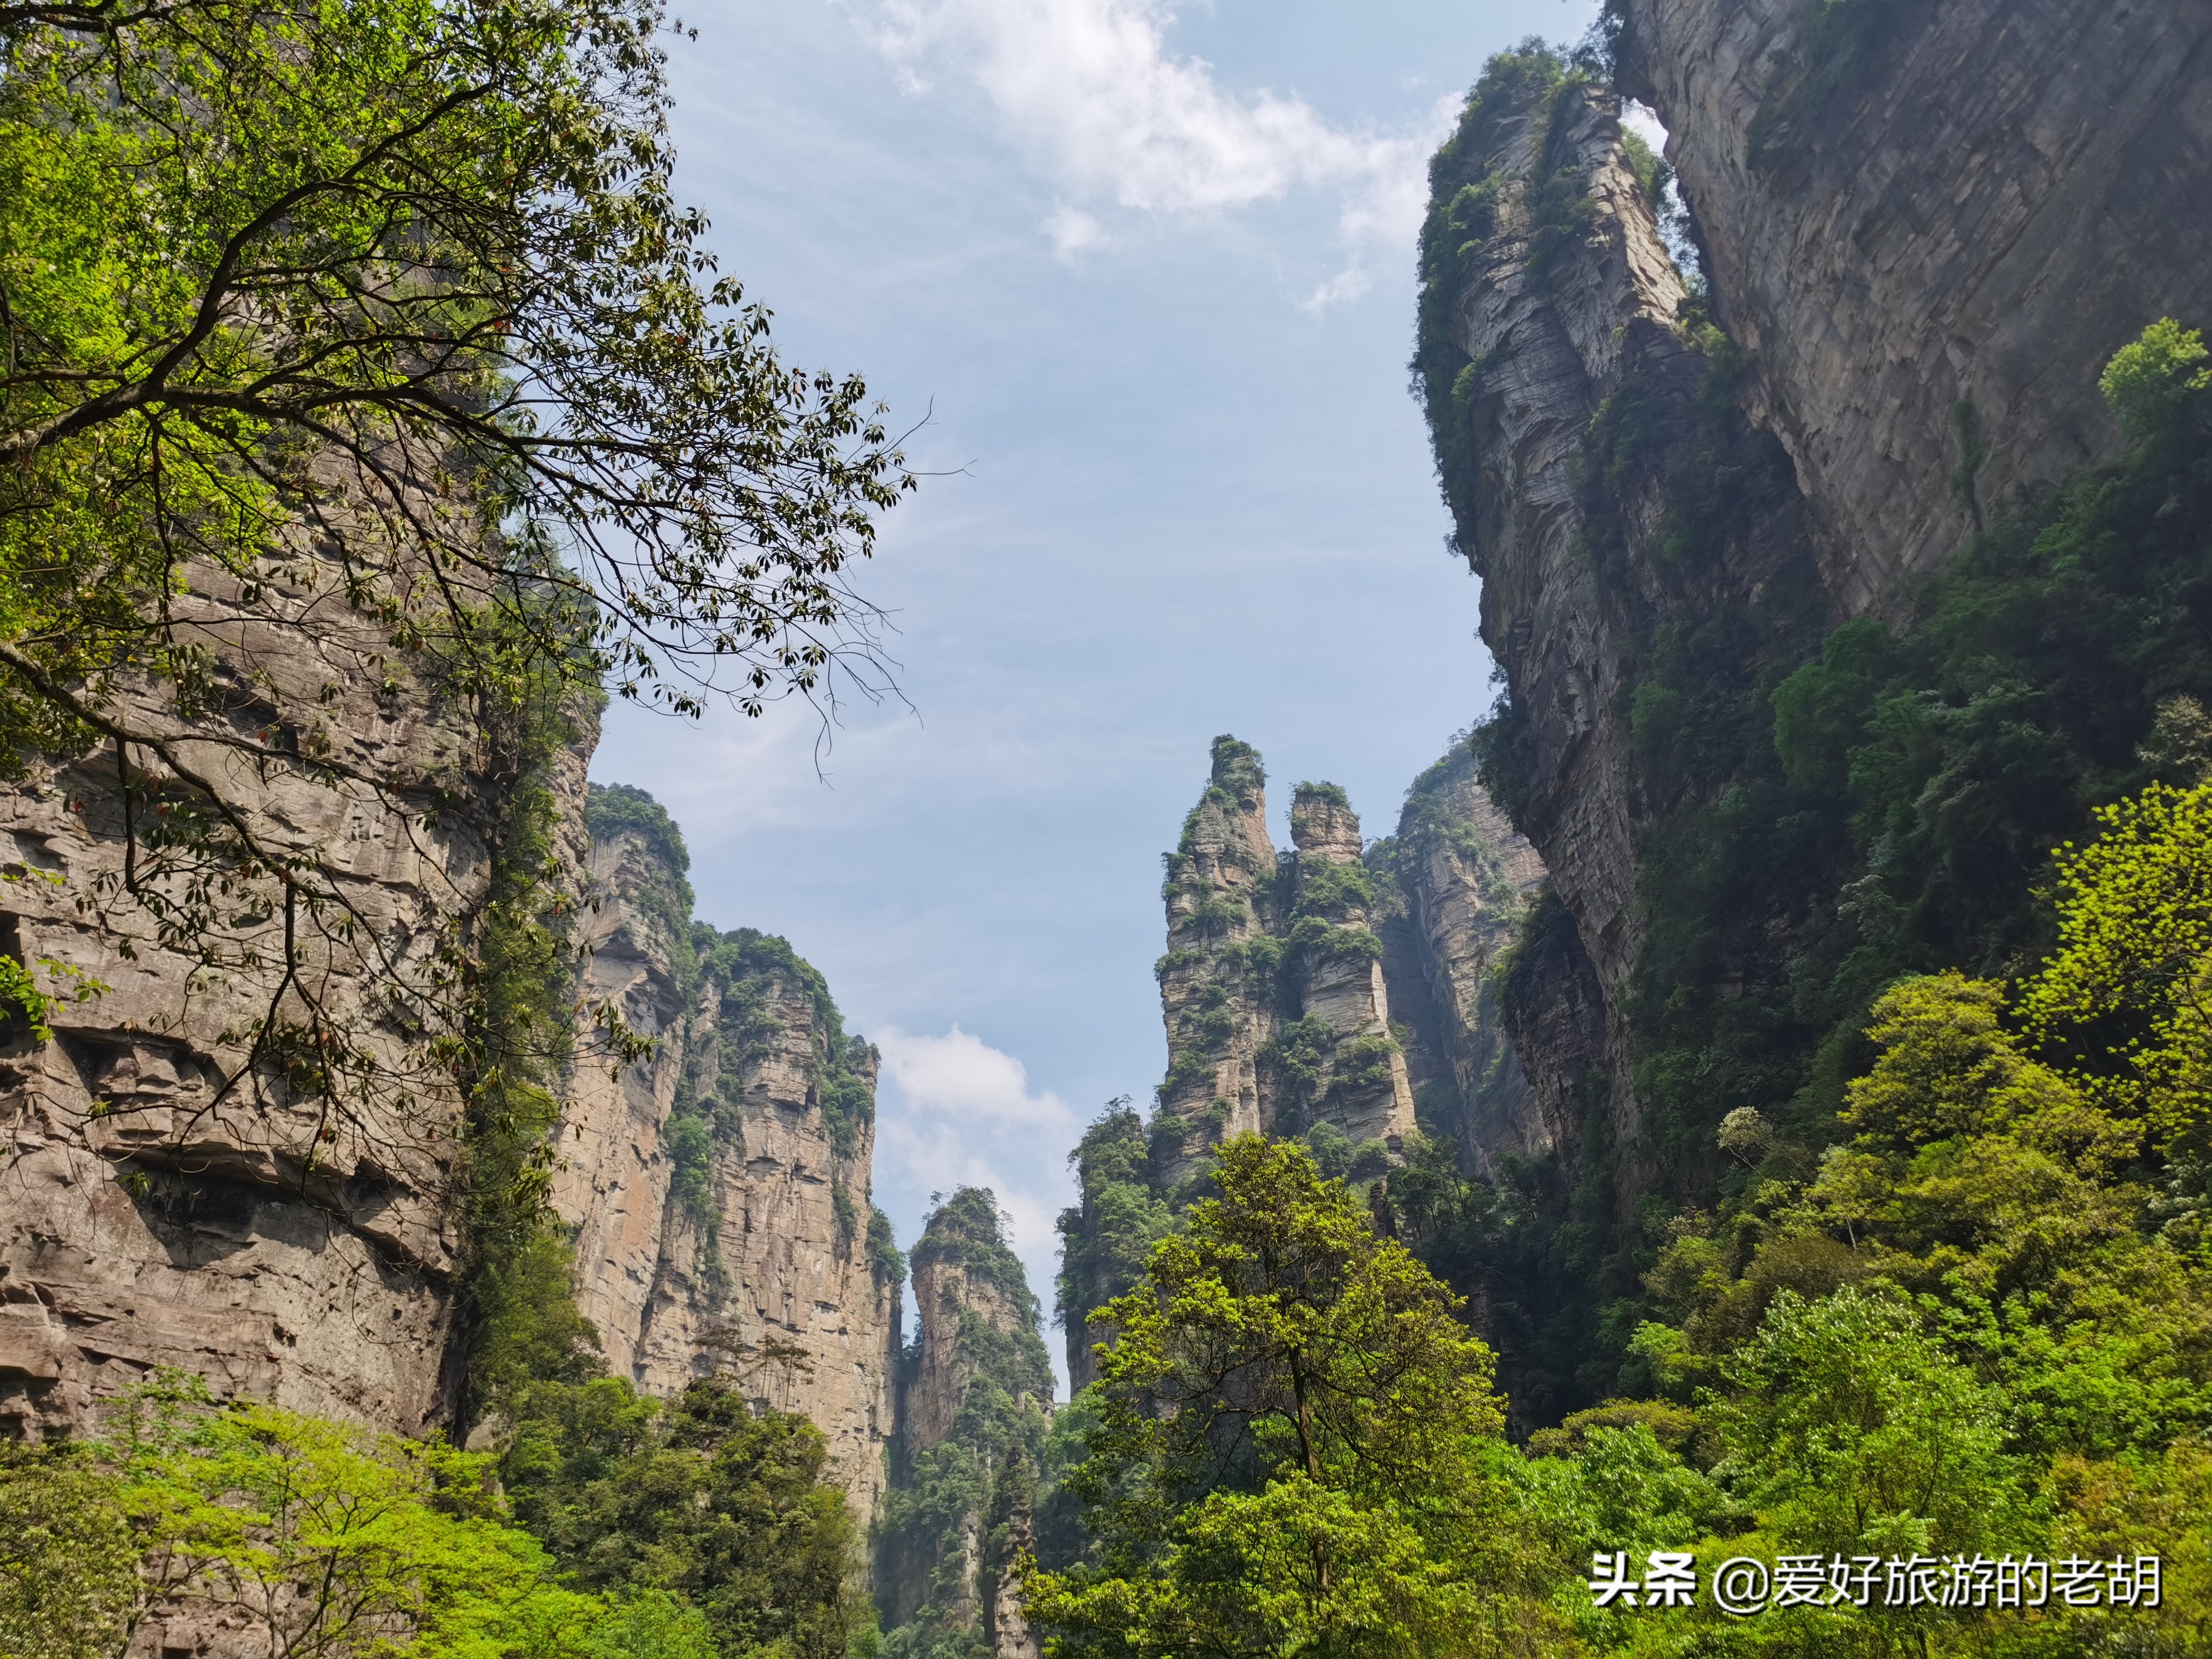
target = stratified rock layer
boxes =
[551,800,900,1518]
[1423,67,1821,1200]
[0,583,536,1439]
[1620,0,2212,609]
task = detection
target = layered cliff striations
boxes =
[1366,747,1549,1168]
[1618,0,2212,609]
[552,786,901,1517]
[0,599,552,1439]
[1417,49,1827,1198]
[1415,14,2212,1406]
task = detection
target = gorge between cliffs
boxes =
[3,0,2211,1655]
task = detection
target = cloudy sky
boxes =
[597,0,1601,1386]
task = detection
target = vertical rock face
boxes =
[0,599,541,1440]
[1416,58,1822,1198]
[552,788,902,1519]
[1151,739,1441,1186]
[880,1187,1053,1654]
[1152,736,1282,1170]
[1619,0,2212,610]
[1060,737,1541,1354]
[1365,748,1549,1168]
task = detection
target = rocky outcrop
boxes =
[0,586,545,1440]
[880,1187,1053,1654]
[1417,57,1822,1201]
[1151,740,1428,1184]
[1366,747,1548,1168]
[552,789,901,1518]
[1618,0,2212,611]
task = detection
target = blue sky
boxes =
[592,0,1601,1384]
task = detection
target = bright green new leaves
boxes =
[2097,317,2212,441]
[0,1372,718,1659]
[1027,1136,1550,1658]
[2022,782,2212,1155]
[1708,1287,2029,1558]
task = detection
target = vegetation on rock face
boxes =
[1424,31,2212,1421]
[880,1188,1057,1659]
[1027,1136,1552,1657]
[1028,779,2212,1655]
[0,0,910,1144]
[503,1374,874,1659]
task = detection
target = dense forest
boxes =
[1,0,2208,1653]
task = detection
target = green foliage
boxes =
[1207,735,1266,805]
[460,675,603,1415]
[49,1372,715,1658]
[870,1204,909,1290]
[0,0,911,1139]
[1028,1136,1553,1657]
[0,1444,136,1659]
[1617,126,1672,212]
[2102,317,2212,441]
[503,1374,870,1659]
[1056,1102,1173,1372]
[1413,41,1581,543]
[884,1189,1054,1655]
[591,782,701,985]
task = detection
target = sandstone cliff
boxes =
[1417,49,1829,1204]
[1410,12,2212,1404]
[0,595,557,1440]
[1617,0,2212,609]
[1151,739,1419,1186]
[552,785,902,1517]
[879,1186,1054,1657]
[1057,739,1540,1384]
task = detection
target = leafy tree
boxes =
[0,0,911,1118]
[1026,1134,1555,1658]
[67,1370,717,1657]
[0,1444,138,1659]
[502,1373,873,1659]
[2021,780,2212,1156]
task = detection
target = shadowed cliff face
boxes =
[1366,748,1550,1170]
[552,807,901,1518]
[1620,0,2212,611]
[1418,58,1820,1202]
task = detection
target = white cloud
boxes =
[1047,204,1108,259]
[871,1025,1084,1390]
[863,0,1453,305]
